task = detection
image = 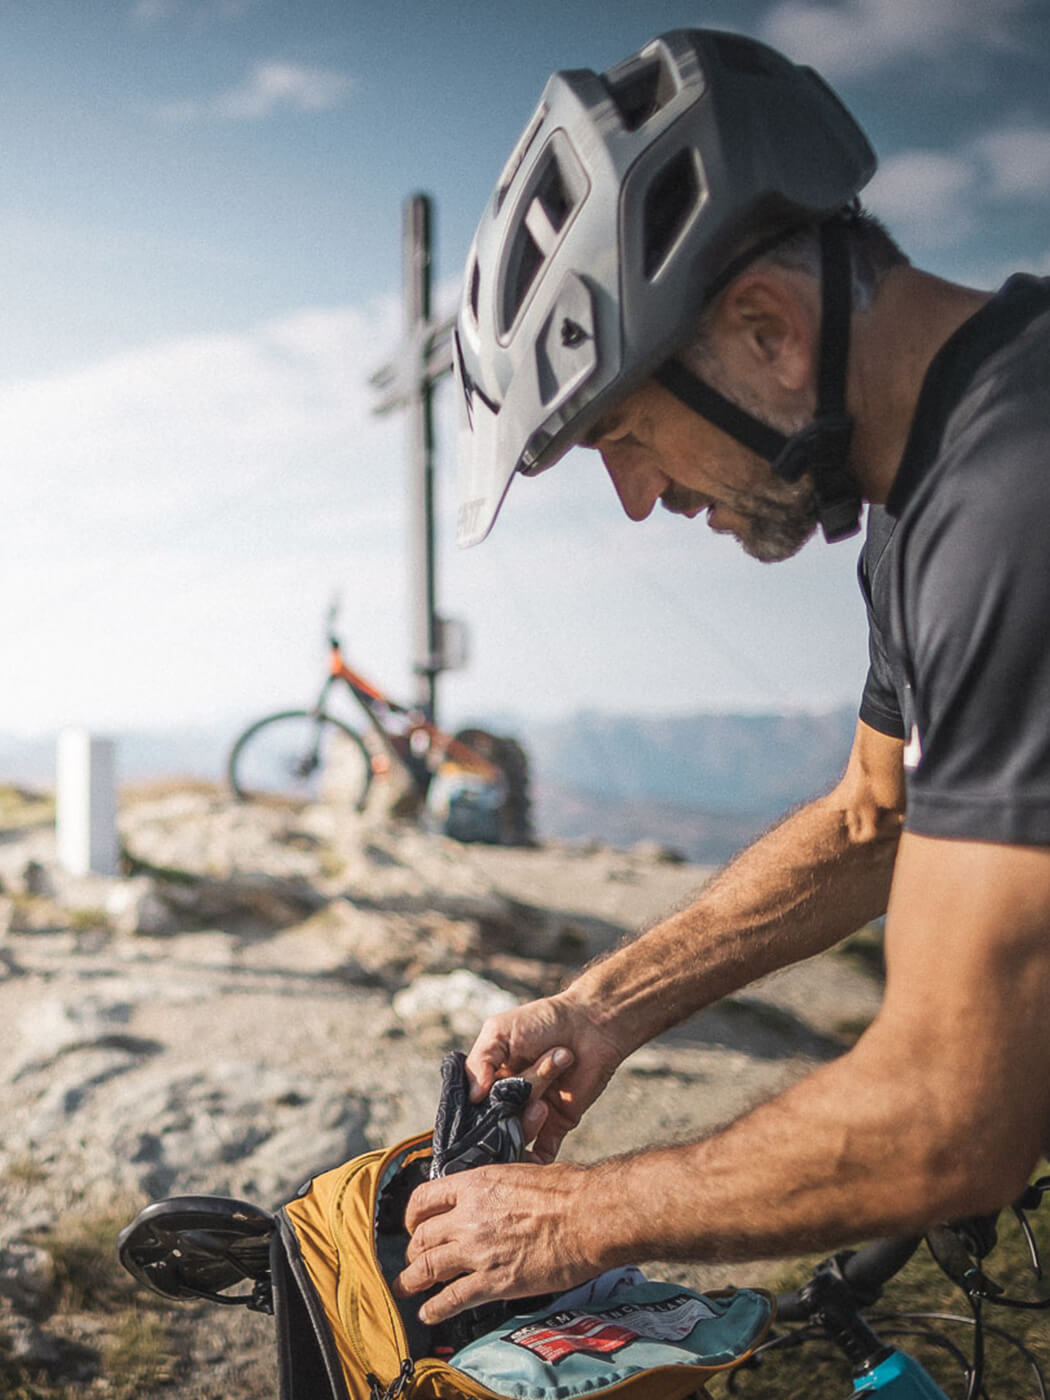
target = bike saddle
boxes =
[117,1195,276,1311]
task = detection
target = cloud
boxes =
[974,126,1050,198]
[0,290,873,738]
[0,297,426,732]
[863,118,1050,249]
[760,0,1025,79]
[156,61,352,122]
[0,299,402,562]
[865,149,979,245]
[215,62,353,118]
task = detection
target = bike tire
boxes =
[227,709,372,810]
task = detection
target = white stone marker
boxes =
[56,730,119,877]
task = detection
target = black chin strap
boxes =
[653,217,863,543]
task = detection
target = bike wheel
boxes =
[227,710,372,809]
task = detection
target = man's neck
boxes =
[847,267,994,505]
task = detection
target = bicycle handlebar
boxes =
[776,1234,923,1323]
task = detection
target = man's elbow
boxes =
[828,722,906,851]
[841,795,904,851]
[852,1028,1043,1226]
[909,1097,1043,1223]
[821,775,903,853]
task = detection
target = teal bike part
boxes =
[852,1349,949,1397]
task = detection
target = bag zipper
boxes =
[345,1134,429,1396]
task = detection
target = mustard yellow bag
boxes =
[268,1131,774,1400]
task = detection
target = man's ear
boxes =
[716,270,818,393]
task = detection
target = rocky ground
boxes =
[0,781,883,1396]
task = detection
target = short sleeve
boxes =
[859,653,905,740]
[901,456,1050,844]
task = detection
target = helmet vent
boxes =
[604,56,676,131]
[643,148,703,279]
[468,258,481,323]
[496,102,548,214]
[499,134,585,334]
[502,223,545,330]
[534,158,572,233]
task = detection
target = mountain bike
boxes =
[227,608,531,842]
[723,1178,1050,1397]
[118,1175,1050,1398]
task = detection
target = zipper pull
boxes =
[368,1357,415,1400]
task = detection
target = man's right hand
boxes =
[465,990,628,1163]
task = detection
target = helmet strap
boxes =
[653,215,863,543]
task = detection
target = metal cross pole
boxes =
[369,192,458,724]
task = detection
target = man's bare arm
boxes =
[571,717,905,1050]
[399,835,1050,1323]
[467,720,905,1159]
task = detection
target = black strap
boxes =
[817,217,852,418]
[655,215,862,542]
[653,360,789,463]
[430,1049,529,1179]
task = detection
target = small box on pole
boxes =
[56,730,119,877]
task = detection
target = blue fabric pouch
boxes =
[447,1280,774,1400]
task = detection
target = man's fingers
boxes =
[465,1032,512,1102]
[394,1241,466,1301]
[403,1177,457,1234]
[521,1046,574,1098]
[530,1119,566,1164]
[403,1214,446,1267]
[417,1273,485,1326]
[522,1098,548,1145]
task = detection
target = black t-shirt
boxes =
[858,274,1050,845]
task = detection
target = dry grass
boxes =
[0,1202,278,1399]
[0,784,54,831]
[0,1207,179,1398]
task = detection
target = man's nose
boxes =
[601,453,664,522]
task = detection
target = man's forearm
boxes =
[569,779,901,1054]
[582,1028,963,1272]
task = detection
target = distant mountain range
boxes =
[524,707,856,863]
[0,705,857,866]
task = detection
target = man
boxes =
[395,28,1050,1325]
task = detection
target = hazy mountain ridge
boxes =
[525,707,856,813]
[525,706,856,862]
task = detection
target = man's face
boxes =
[584,375,819,563]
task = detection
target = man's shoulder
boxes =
[889,273,1050,524]
[904,304,1050,534]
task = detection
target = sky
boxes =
[2,0,1050,745]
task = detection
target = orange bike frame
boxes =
[328,644,502,783]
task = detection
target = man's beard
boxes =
[660,478,818,562]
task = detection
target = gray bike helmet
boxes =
[454,28,877,547]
